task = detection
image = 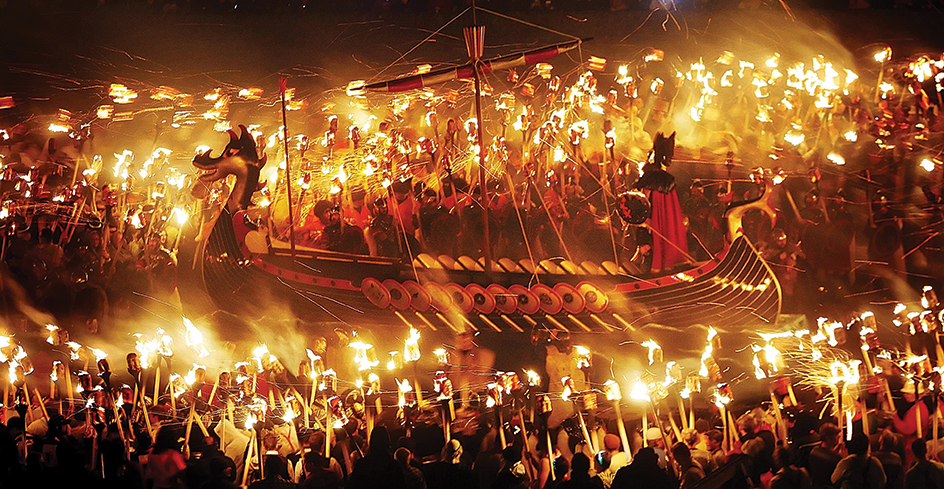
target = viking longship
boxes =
[185,22,782,333]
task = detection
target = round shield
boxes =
[383,279,411,310]
[361,277,391,309]
[487,284,517,314]
[509,284,540,315]
[577,281,608,313]
[402,280,431,311]
[425,282,452,313]
[554,283,585,314]
[616,190,652,225]
[445,283,474,314]
[466,283,496,315]
[531,284,563,315]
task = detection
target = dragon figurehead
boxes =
[191,125,266,213]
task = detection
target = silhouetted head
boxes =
[369,426,392,457]
[571,452,591,478]
[849,433,870,456]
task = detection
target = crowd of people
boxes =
[0,194,180,338]
[4,340,944,489]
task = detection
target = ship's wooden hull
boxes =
[198,209,782,332]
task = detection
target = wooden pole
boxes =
[279,77,297,261]
[613,401,630,461]
[65,368,74,416]
[546,429,556,481]
[194,410,210,438]
[769,391,786,446]
[139,384,152,437]
[34,389,49,420]
[668,411,682,442]
[861,400,871,437]
[412,362,423,409]
[720,405,728,453]
[23,383,33,424]
[677,395,689,431]
[185,403,196,459]
[441,401,450,443]
[517,409,535,482]
[469,28,493,276]
[303,390,310,428]
[642,403,649,448]
[575,404,595,453]
[153,364,161,408]
[786,382,798,406]
[933,403,939,445]
[207,380,219,408]
[325,394,332,458]
[242,428,255,487]
[727,411,739,449]
[834,385,843,438]
[170,378,176,412]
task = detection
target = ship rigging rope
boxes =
[367,7,471,84]
[392,194,421,284]
[474,7,583,43]
[503,172,540,286]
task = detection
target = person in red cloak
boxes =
[634,132,690,273]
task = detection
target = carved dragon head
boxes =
[191,125,266,213]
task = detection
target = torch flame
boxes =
[66,341,83,361]
[526,370,541,386]
[433,348,448,365]
[641,339,662,365]
[46,324,59,345]
[183,317,210,359]
[403,328,421,362]
[89,348,108,362]
[629,380,651,402]
[350,339,379,372]
[604,379,622,401]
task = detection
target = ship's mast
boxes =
[466,0,492,275]
[279,77,297,261]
